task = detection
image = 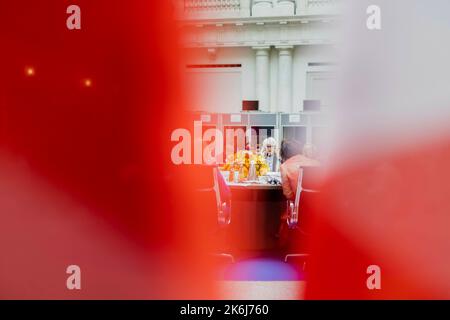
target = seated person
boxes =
[260,137,279,172]
[279,141,320,200]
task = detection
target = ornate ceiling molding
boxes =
[180,17,339,48]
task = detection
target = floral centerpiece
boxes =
[222,150,270,181]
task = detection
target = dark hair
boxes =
[279,140,302,163]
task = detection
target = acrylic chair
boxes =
[284,166,323,269]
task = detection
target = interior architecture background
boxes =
[175,0,340,113]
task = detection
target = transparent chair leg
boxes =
[284,254,309,270]
[212,253,235,264]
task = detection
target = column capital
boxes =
[276,45,294,56]
[275,45,294,50]
[252,46,270,51]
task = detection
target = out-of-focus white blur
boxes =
[326,0,450,168]
[310,0,450,298]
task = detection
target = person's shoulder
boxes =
[280,155,302,172]
[286,154,303,164]
[301,157,321,167]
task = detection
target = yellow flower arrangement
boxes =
[222,150,270,180]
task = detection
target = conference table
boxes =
[225,179,286,253]
[226,182,282,190]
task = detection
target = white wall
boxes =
[292,45,336,111]
[183,44,336,113]
[185,69,243,113]
[183,47,255,113]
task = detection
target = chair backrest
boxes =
[297,167,325,230]
[184,164,215,189]
[290,166,324,230]
[293,166,324,209]
[173,164,225,226]
[183,162,220,192]
[301,166,325,192]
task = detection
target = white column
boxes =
[296,0,308,15]
[276,45,294,113]
[240,0,251,17]
[253,46,271,112]
[276,0,295,15]
[252,0,273,17]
